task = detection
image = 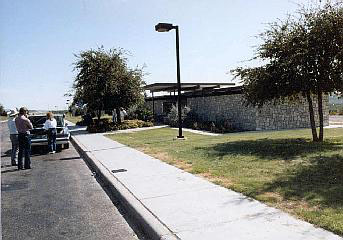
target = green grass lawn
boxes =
[108,127,343,236]
[0,116,8,121]
[65,114,81,124]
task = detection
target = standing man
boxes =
[7,109,19,166]
[15,107,33,170]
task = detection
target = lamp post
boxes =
[155,23,184,139]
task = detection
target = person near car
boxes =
[112,108,127,123]
[112,110,117,123]
[120,108,127,122]
[7,109,19,166]
[15,107,33,170]
[44,112,57,154]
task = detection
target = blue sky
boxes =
[0,0,309,110]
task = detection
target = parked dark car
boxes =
[28,114,70,150]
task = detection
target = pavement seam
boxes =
[86,145,129,152]
[139,185,220,201]
[71,135,180,240]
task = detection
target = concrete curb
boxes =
[70,135,180,240]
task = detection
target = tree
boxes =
[73,47,145,122]
[0,103,5,115]
[232,1,343,142]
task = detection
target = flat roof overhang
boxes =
[144,83,236,93]
[145,86,243,101]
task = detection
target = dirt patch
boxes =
[197,172,234,188]
[138,147,193,171]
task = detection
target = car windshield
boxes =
[29,116,64,128]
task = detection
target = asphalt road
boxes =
[1,122,142,240]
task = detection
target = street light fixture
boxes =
[155,22,184,139]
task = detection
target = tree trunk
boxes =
[317,89,324,142]
[306,91,319,142]
[116,108,121,124]
[97,110,101,121]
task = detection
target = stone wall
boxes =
[256,95,329,130]
[187,95,257,130]
[146,93,329,131]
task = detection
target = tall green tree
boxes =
[232,1,343,142]
[73,47,145,122]
[0,103,5,115]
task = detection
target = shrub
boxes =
[183,110,198,128]
[76,113,94,126]
[212,119,236,133]
[142,121,154,127]
[124,120,154,128]
[87,119,153,133]
[127,104,153,122]
[0,104,6,116]
[166,105,238,133]
[87,118,111,133]
[187,119,237,133]
[329,103,343,115]
[167,105,178,127]
[167,105,191,127]
[330,110,337,115]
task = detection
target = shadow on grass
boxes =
[196,138,341,161]
[198,138,343,207]
[261,154,343,207]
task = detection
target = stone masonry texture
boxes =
[146,93,329,131]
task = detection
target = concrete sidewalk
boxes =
[70,126,342,240]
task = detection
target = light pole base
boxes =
[174,136,186,140]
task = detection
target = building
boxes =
[144,83,329,131]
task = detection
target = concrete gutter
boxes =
[70,135,180,240]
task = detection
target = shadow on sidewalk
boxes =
[1,149,11,158]
[1,168,19,174]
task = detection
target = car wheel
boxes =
[64,143,69,149]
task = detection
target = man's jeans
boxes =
[10,134,18,165]
[47,128,57,152]
[18,133,31,169]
